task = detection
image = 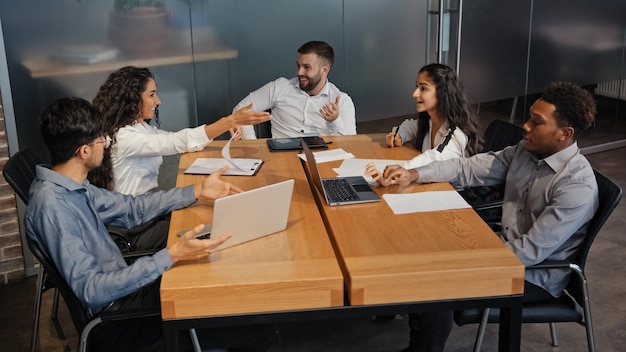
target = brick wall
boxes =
[0,89,26,284]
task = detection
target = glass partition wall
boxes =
[0,0,428,159]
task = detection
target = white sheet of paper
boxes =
[383,191,471,214]
[332,158,404,177]
[185,134,262,175]
[298,148,355,163]
[184,158,262,176]
[221,135,246,172]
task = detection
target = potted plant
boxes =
[108,0,171,56]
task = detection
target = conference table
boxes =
[161,134,525,351]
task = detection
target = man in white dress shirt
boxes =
[234,41,356,139]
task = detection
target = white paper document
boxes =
[298,148,355,163]
[184,135,263,176]
[184,158,263,176]
[332,158,404,177]
[383,191,471,214]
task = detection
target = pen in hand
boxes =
[393,126,400,145]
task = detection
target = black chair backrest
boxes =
[482,119,525,152]
[578,170,622,268]
[254,119,272,138]
[2,148,45,204]
[566,169,622,304]
[27,238,90,334]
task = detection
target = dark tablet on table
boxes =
[267,136,328,152]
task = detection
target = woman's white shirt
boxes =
[111,121,211,195]
[397,118,469,170]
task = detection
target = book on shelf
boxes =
[52,44,119,64]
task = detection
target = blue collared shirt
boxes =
[25,165,197,315]
[418,141,598,297]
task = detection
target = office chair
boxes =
[459,119,525,220]
[2,148,60,352]
[26,237,161,352]
[2,148,43,204]
[481,119,525,153]
[3,147,135,351]
[454,169,622,352]
[254,119,272,138]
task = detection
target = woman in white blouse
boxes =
[365,63,481,185]
[88,66,270,196]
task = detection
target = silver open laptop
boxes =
[178,179,294,252]
[301,140,380,206]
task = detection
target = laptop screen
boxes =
[301,140,325,195]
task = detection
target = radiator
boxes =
[596,80,626,100]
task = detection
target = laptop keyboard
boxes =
[323,178,359,202]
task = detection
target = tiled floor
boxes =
[2,103,625,351]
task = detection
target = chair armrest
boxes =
[108,229,132,253]
[472,199,503,212]
[100,307,160,322]
[528,260,584,281]
[122,250,156,261]
[527,260,571,270]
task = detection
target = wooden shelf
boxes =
[22,42,238,78]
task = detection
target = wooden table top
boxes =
[310,134,525,305]
[161,134,524,320]
[160,139,344,320]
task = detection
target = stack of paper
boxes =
[52,44,119,64]
[383,191,471,214]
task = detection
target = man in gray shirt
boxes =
[369,81,599,352]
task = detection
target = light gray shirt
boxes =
[417,141,598,297]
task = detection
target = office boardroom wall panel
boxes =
[527,0,626,96]
[457,0,531,103]
[343,0,429,122]
[219,0,345,114]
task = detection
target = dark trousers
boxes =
[108,215,171,252]
[404,281,553,352]
[90,280,274,352]
[129,217,171,251]
[406,311,454,352]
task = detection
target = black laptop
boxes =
[301,140,380,206]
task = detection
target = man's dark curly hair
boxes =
[540,81,596,138]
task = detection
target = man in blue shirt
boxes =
[371,82,599,352]
[25,97,272,351]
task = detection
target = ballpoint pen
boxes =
[393,126,399,141]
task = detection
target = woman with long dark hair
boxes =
[366,63,481,184]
